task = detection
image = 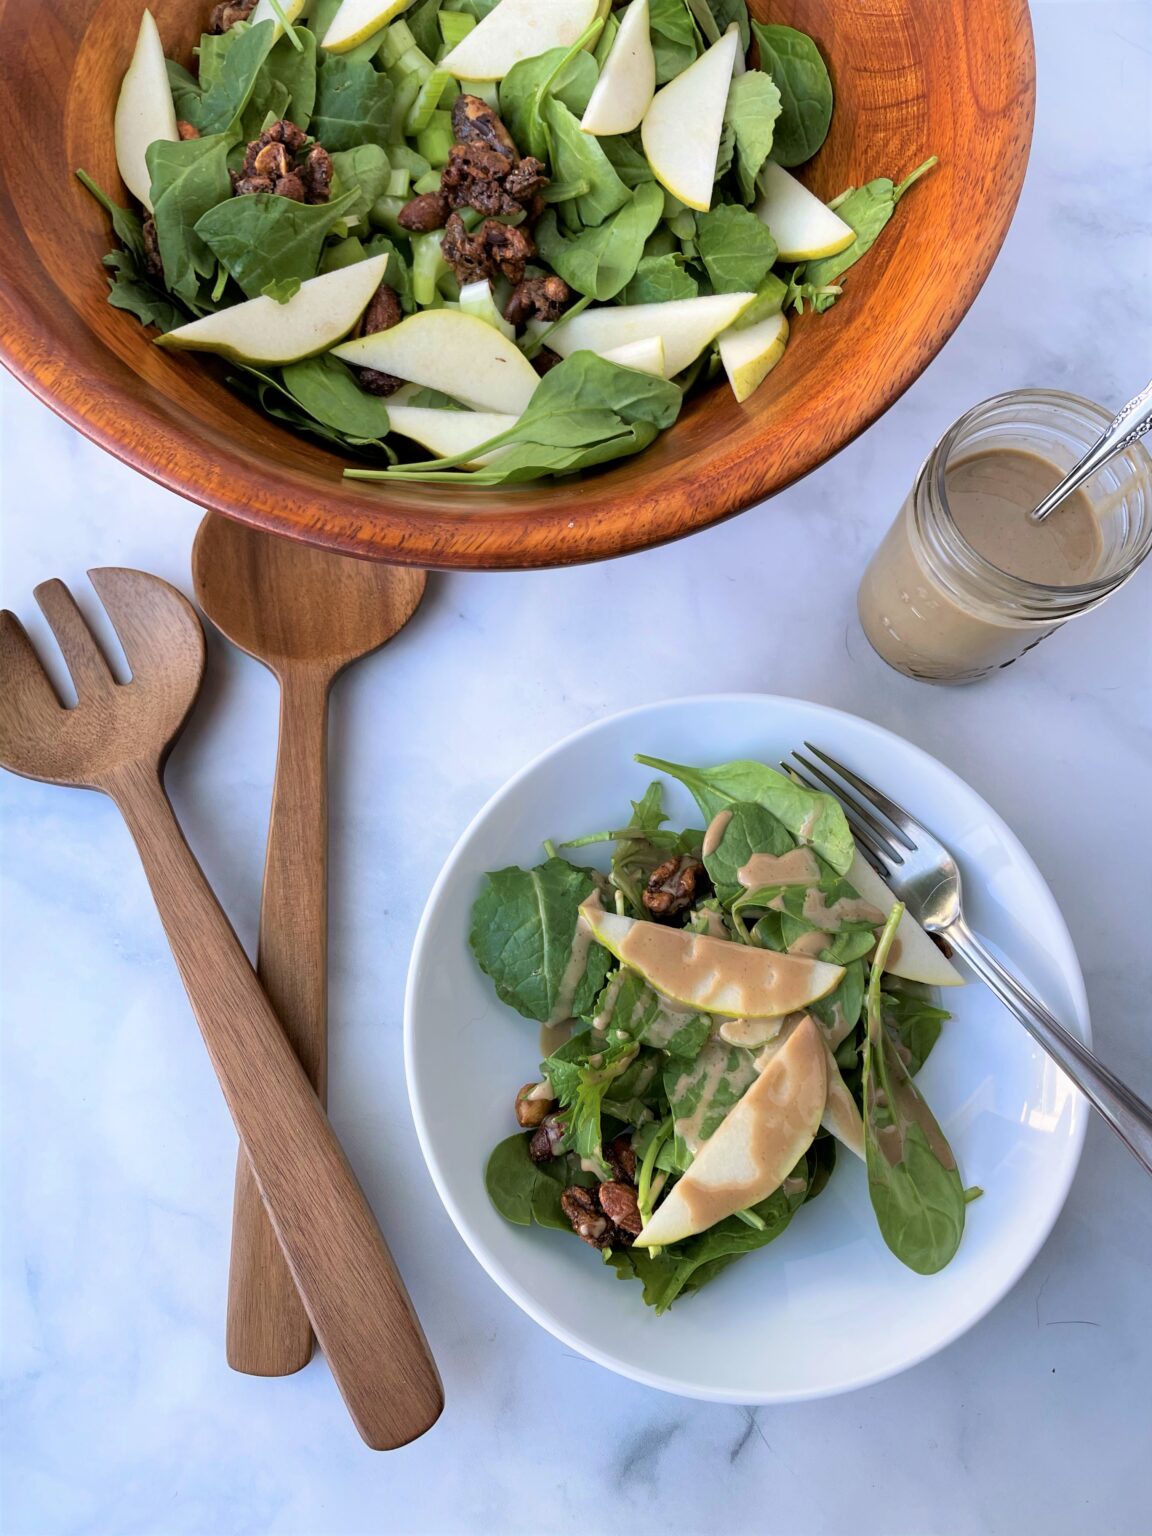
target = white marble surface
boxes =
[2,4,1151,1532]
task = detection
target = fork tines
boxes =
[782,744,931,876]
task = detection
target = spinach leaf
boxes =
[485,1132,595,1228]
[594,969,711,1059]
[666,1038,758,1166]
[102,250,187,332]
[649,0,699,83]
[723,69,781,200]
[695,204,777,293]
[705,0,750,49]
[605,1173,806,1312]
[621,253,698,305]
[863,906,965,1274]
[197,19,279,135]
[76,169,145,258]
[599,132,655,191]
[882,984,950,1076]
[146,134,234,302]
[536,181,664,300]
[469,857,611,1025]
[499,46,598,162]
[751,22,833,167]
[312,55,394,151]
[805,158,938,295]
[329,144,392,221]
[810,957,866,1047]
[405,0,444,57]
[544,98,631,230]
[195,188,359,300]
[266,24,319,129]
[166,58,204,128]
[702,800,794,901]
[280,353,392,439]
[636,755,856,875]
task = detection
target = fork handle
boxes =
[948,918,1152,1176]
[108,758,443,1448]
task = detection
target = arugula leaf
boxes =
[751,22,833,167]
[330,144,392,221]
[279,354,392,439]
[75,169,146,258]
[621,253,698,305]
[882,984,950,1076]
[197,19,279,135]
[195,188,359,300]
[544,98,631,230]
[536,181,665,300]
[499,46,598,162]
[863,906,965,1274]
[563,780,700,912]
[594,969,711,1059]
[485,1133,596,1228]
[649,0,700,83]
[695,204,777,293]
[469,857,611,1025]
[804,158,938,296]
[723,69,781,200]
[636,756,856,875]
[312,55,394,151]
[145,134,234,302]
[102,250,188,332]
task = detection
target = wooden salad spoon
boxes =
[0,568,441,1448]
[192,515,426,1378]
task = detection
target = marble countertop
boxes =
[2,3,1150,1532]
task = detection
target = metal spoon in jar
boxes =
[1030,378,1152,521]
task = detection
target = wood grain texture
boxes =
[0,569,442,1449]
[0,0,1034,570]
[191,515,425,1379]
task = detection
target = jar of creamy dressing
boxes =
[858,390,1152,683]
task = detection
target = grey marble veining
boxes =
[2,3,1150,1533]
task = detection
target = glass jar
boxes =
[857,389,1152,684]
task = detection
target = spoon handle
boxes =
[109,758,443,1449]
[1031,379,1152,521]
[227,669,330,1376]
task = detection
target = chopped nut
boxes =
[532,347,563,377]
[930,932,955,959]
[597,1180,643,1236]
[441,142,526,218]
[241,120,308,178]
[397,191,450,233]
[301,144,333,204]
[177,120,200,140]
[353,283,404,397]
[209,0,256,32]
[503,157,549,204]
[141,215,164,280]
[643,856,708,920]
[503,274,572,329]
[253,141,292,181]
[528,1112,567,1163]
[232,173,274,196]
[560,1186,612,1248]
[272,171,306,202]
[515,1083,556,1128]
[451,93,519,162]
[605,1134,637,1184]
[441,213,534,286]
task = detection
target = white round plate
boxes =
[405,695,1088,1402]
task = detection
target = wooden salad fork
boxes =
[192,515,426,1378]
[0,569,443,1448]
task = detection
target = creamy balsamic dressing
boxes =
[702,809,733,858]
[801,888,884,928]
[736,846,821,891]
[538,890,604,1054]
[948,450,1102,584]
[786,928,831,959]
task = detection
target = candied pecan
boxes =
[177,120,200,140]
[532,347,563,377]
[209,0,256,32]
[253,141,292,181]
[597,1180,643,1237]
[605,1134,637,1184]
[503,157,548,204]
[561,1186,612,1248]
[397,191,450,232]
[272,171,306,202]
[242,119,307,177]
[931,932,955,959]
[503,274,572,329]
[643,856,707,920]
[451,93,519,162]
[353,282,404,397]
[141,215,163,280]
[301,144,332,204]
[232,173,275,196]
[441,142,524,218]
[528,1113,567,1163]
[515,1083,556,1129]
[441,213,534,285]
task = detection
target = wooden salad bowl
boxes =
[0,0,1034,570]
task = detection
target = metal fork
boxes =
[786,744,1152,1176]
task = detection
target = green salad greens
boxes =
[82,0,936,483]
[472,755,971,1312]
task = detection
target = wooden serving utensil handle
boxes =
[108,758,443,1449]
[227,670,330,1376]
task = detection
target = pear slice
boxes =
[754,161,855,262]
[250,0,308,39]
[440,0,603,82]
[636,1015,826,1245]
[718,311,788,404]
[333,309,539,414]
[640,29,739,212]
[320,0,414,53]
[846,851,964,987]
[114,9,178,212]
[580,0,655,136]
[387,405,517,466]
[754,1014,865,1160]
[600,336,666,375]
[158,254,387,363]
[580,901,843,1018]
[540,292,755,378]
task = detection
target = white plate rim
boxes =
[404,692,1090,1403]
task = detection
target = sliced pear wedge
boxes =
[334,308,540,413]
[580,901,843,1018]
[250,0,308,39]
[754,161,855,261]
[114,9,178,212]
[846,851,964,987]
[158,254,387,363]
[753,1014,865,1160]
[718,311,788,403]
[636,1015,826,1245]
[320,0,413,52]
[440,0,603,82]
[641,29,739,212]
[387,405,517,466]
[580,0,655,136]
[540,292,754,378]
[600,336,666,374]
